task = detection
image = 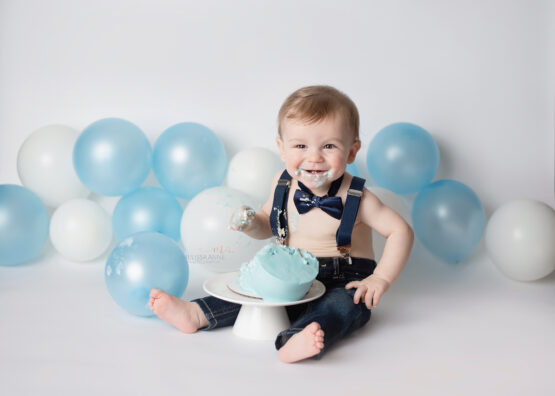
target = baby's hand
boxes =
[345,275,390,309]
[229,205,256,232]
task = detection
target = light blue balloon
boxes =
[73,118,152,196]
[112,187,183,241]
[366,122,439,194]
[105,232,188,317]
[412,180,485,263]
[0,185,49,266]
[346,162,359,177]
[153,122,227,199]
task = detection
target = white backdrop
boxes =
[1,1,554,395]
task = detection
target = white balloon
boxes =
[181,186,269,272]
[17,125,90,207]
[485,199,555,281]
[50,199,113,261]
[367,186,412,261]
[226,147,284,203]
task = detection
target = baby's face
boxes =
[277,115,360,194]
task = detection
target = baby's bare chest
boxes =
[286,194,343,241]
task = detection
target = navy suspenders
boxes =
[336,175,365,259]
[269,170,292,243]
[269,169,365,260]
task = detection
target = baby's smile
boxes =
[304,169,326,174]
[295,168,334,188]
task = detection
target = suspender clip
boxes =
[338,245,352,265]
[277,179,290,187]
[347,188,363,197]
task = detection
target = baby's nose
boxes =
[306,149,323,162]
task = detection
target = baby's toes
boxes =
[307,322,321,334]
[314,330,324,345]
[314,336,324,348]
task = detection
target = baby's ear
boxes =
[276,136,286,162]
[347,139,361,163]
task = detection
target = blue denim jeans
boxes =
[192,256,377,358]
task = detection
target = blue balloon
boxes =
[412,180,485,263]
[346,162,359,177]
[153,122,227,199]
[73,118,152,196]
[366,122,439,194]
[105,232,188,317]
[112,187,183,241]
[0,185,49,266]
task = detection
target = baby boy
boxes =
[149,85,414,363]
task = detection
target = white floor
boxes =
[1,238,553,396]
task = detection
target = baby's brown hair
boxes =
[278,85,359,141]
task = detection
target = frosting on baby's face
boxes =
[295,168,334,189]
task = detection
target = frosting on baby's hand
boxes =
[229,206,256,232]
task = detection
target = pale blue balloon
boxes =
[73,118,152,196]
[346,162,359,177]
[0,185,49,266]
[367,122,439,194]
[112,187,183,241]
[412,180,485,263]
[153,122,227,199]
[105,232,188,317]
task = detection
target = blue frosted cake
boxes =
[237,244,319,302]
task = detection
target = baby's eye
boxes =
[323,144,336,149]
[295,144,307,149]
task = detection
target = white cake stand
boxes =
[203,271,325,341]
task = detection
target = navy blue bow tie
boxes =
[293,176,344,219]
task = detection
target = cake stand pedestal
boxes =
[203,271,325,341]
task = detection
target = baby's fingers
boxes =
[229,206,255,231]
[229,210,242,230]
[345,281,360,290]
[353,285,367,305]
[364,289,376,309]
[372,290,383,308]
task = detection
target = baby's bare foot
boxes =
[149,289,208,333]
[278,322,325,363]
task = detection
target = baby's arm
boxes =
[229,172,281,240]
[346,189,414,308]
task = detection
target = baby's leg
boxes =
[149,289,209,333]
[277,322,325,363]
[276,287,371,362]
